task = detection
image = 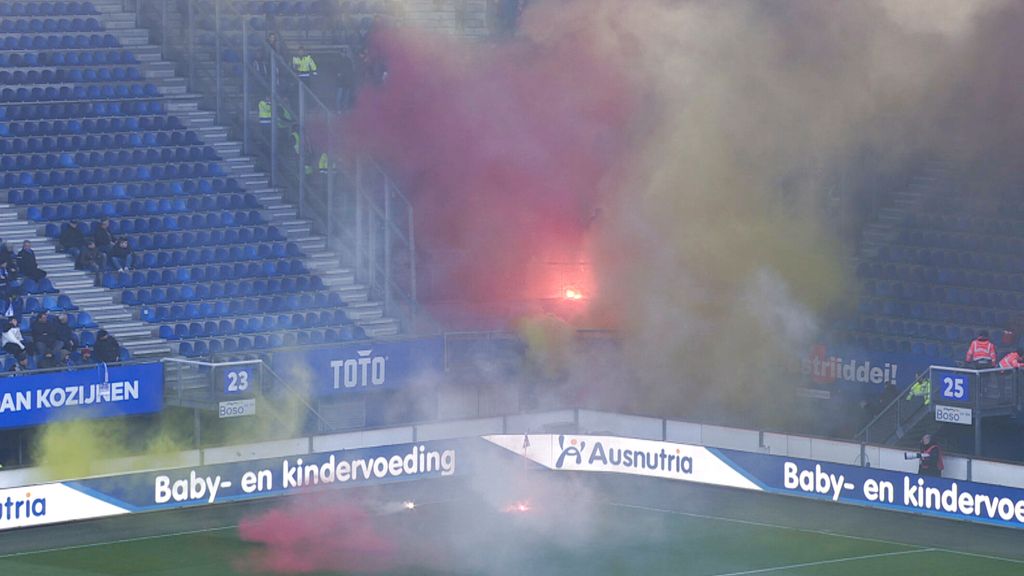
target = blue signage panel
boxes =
[797,343,946,397]
[719,449,1024,529]
[270,337,446,397]
[222,367,254,396]
[0,362,164,429]
[932,368,971,403]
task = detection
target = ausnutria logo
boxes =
[555,435,586,468]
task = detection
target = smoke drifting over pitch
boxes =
[340,0,1023,425]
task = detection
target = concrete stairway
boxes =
[93,0,400,338]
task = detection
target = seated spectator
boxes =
[0,263,10,301]
[2,317,28,365]
[58,220,86,260]
[76,240,104,274]
[17,240,46,282]
[31,311,66,363]
[78,346,93,366]
[94,330,121,363]
[0,240,17,278]
[56,313,77,357]
[93,218,114,254]
[965,330,997,368]
[109,238,135,272]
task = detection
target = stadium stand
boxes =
[0,0,399,364]
[843,163,1022,363]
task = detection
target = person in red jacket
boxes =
[918,434,944,477]
[999,348,1024,369]
[965,330,997,368]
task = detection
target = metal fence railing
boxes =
[133,0,418,329]
[857,364,1023,455]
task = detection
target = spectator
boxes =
[965,330,997,368]
[58,220,86,260]
[0,240,17,276]
[56,313,77,357]
[75,240,104,274]
[335,51,355,111]
[17,240,46,282]
[0,262,10,301]
[918,434,944,477]
[2,317,28,365]
[31,311,66,362]
[93,218,114,254]
[94,329,121,363]
[999,348,1024,369]
[109,238,135,272]
[79,346,93,366]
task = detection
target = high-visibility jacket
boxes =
[318,152,331,174]
[292,53,317,77]
[291,131,300,155]
[966,338,996,364]
[258,99,272,124]
[906,376,931,405]
[999,351,1024,369]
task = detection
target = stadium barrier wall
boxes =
[484,433,1024,530]
[5,409,1024,530]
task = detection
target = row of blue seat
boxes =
[901,213,1022,237]
[39,209,266,231]
[0,2,99,16]
[857,316,991,344]
[0,82,161,102]
[0,131,203,152]
[0,67,141,84]
[0,17,102,33]
[148,297,348,325]
[101,260,310,289]
[896,229,1023,252]
[29,194,259,220]
[47,224,285,246]
[120,277,330,306]
[866,280,1024,307]
[162,309,351,340]
[860,264,1024,290]
[2,147,218,171]
[4,294,77,316]
[0,49,134,67]
[2,162,225,187]
[16,177,241,204]
[875,246,1020,272]
[841,333,948,358]
[141,294,345,323]
[860,296,1014,325]
[178,326,366,357]
[1,115,182,136]
[0,34,118,51]
[0,99,165,119]
[857,259,1023,281]
[128,242,302,266]
[7,277,58,294]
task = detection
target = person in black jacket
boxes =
[93,218,114,255]
[56,313,77,357]
[94,329,121,363]
[17,240,46,282]
[75,240,104,274]
[58,220,86,260]
[109,238,134,272]
[31,310,65,361]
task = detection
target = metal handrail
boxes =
[854,368,927,442]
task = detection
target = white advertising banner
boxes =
[483,434,762,491]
